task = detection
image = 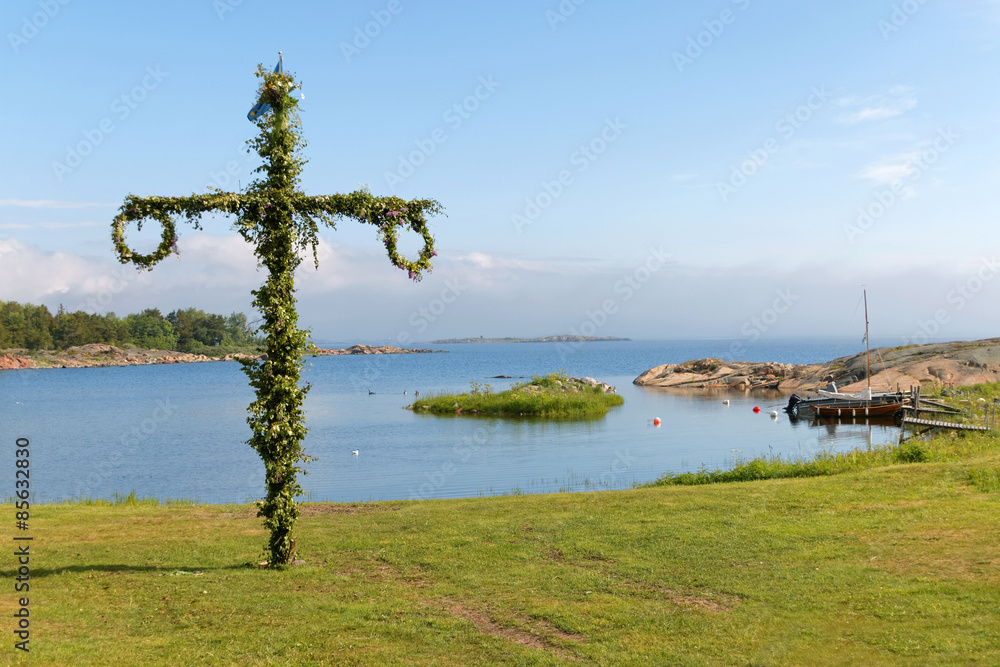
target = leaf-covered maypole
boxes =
[111,53,442,565]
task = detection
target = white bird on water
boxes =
[351,449,359,456]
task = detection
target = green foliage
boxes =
[894,441,930,463]
[968,467,1000,493]
[124,308,178,350]
[109,59,442,566]
[50,306,126,348]
[467,381,494,396]
[223,311,259,346]
[412,372,623,419]
[0,301,54,350]
[0,301,260,353]
[167,307,229,351]
[647,448,882,486]
[647,433,997,488]
[526,370,570,388]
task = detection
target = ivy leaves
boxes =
[110,60,444,567]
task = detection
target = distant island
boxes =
[0,343,442,370]
[430,335,632,344]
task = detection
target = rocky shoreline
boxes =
[634,338,1000,393]
[0,343,443,370]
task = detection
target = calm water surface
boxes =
[2,339,902,503]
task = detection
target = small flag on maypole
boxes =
[247,52,284,121]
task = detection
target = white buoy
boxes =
[351,449,359,456]
[770,410,778,418]
[723,399,730,405]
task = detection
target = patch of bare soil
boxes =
[298,502,403,516]
[625,582,739,612]
[446,601,583,659]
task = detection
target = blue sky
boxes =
[2,0,999,348]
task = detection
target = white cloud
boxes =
[0,238,131,303]
[456,252,560,274]
[837,86,917,124]
[4,235,999,343]
[857,150,923,186]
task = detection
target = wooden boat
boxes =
[784,290,904,419]
[812,398,902,418]
[785,389,904,418]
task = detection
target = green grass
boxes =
[920,380,1000,427]
[410,372,624,419]
[968,466,1000,493]
[648,429,998,487]
[4,430,999,665]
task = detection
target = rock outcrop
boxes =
[634,359,792,391]
[0,343,441,371]
[0,353,34,370]
[635,338,1000,392]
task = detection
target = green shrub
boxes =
[894,442,930,463]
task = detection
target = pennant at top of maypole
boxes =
[247,52,284,122]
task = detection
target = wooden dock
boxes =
[899,413,989,442]
[901,416,988,432]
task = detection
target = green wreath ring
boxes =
[112,208,178,270]
[380,217,437,281]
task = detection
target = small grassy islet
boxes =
[408,371,624,419]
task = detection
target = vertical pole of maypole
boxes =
[242,52,310,566]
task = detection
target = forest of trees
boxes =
[0,301,262,352]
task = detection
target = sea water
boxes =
[1,339,902,503]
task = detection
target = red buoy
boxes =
[753,406,761,413]
[653,417,661,426]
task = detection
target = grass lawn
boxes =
[3,437,999,665]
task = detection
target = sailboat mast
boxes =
[864,289,870,389]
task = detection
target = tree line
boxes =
[0,301,263,352]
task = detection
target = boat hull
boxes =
[810,401,903,418]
